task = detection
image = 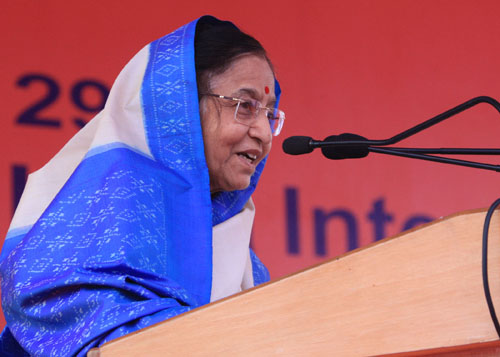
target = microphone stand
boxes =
[314,96,500,148]
[317,96,500,172]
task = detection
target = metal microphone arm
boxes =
[368,147,500,172]
[312,96,500,149]
[376,148,500,155]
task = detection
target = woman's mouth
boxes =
[237,152,258,164]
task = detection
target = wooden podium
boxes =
[89,209,500,356]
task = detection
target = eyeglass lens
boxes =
[235,100,283,136]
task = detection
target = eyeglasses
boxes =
[203,93,285,136]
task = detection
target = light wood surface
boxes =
[90,209,500,356]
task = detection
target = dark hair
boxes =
[194,16,272,95]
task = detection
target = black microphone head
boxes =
[282,136,314,155]
[321,133,369,160]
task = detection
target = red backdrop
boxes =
[2,0,500,329]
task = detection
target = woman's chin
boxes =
[216,177,251,193]
[228,181,250,192]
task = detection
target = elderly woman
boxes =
[0,16,284,356]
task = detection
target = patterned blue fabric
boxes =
[0,17,276,356]
[250,249,270,285]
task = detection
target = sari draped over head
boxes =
[0,16,279,356]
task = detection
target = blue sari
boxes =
[0,17,278,356]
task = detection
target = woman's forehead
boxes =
[210,55,275,99]
[233,87,277,106]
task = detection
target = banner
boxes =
[2,0,500,329]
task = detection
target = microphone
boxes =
[321,133,369,159]
[282,136,314,155]
[280,96,500,172]
[282,133,369,159]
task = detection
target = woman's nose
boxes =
[248,111,273,143]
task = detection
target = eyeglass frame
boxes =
[202,93,285,136]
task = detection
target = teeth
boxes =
[238,153,257,162]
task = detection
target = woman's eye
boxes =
[239,101,254,112]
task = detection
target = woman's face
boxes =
[200,55,275,193]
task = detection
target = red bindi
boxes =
[264,86,270,94]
